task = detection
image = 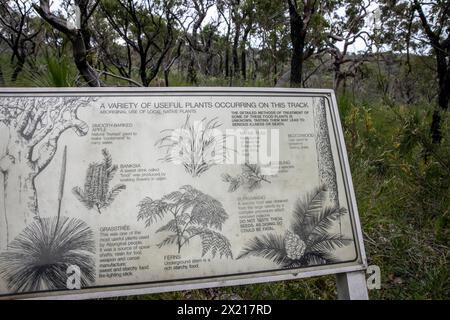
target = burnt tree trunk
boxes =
[11,55,25,82]
[187,50,197,85]
[413,1,449,144]
[33,1,102,87]
[288,2,306,88]
[72,31,102,87]
[431,50,450,143]
[241,25,252,80]
[232,23,241,79]
[0,64,4,86]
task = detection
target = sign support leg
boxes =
[336,271,368,300]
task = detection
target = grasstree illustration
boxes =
[73,149,126,214]
[0,96,95,250]
[313,97,341,234]
[237,186,353,268]
[0,146,95,293]
[155,115,228,177]
[222,163,271,192]
[137,185,233,258]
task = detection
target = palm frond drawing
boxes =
[222,163,271,192]
[155,115,230,177]
[0,146,95,293]
[137,185,233,258]
[237,185,353,268]
[73,148,126,214]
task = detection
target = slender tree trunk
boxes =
[224,21,231,78]
[139,54,149,87]
[333,60,342,91]
[164,69,170,87]
[225,46,230,77]
[187,50,197,85]
[241,50,247,80]
[431,51,450,143]
[11,57,25,82]
[72,32,102,87]
[288,5,305,88]
[0,64,5,86]
[232,24,241,78]
[241,34,249,80]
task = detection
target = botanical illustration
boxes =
[237,186,352,268]
[0,146,95,292]
[155,115,228,177]
[313,97,341,233]
[0,96,95,250]
[73,149,126,214]
[137,185,233,258]
[222,163,271,192]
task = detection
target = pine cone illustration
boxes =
[73,149,126,214]
[284,231,306,260]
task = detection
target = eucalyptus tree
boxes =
[100,0,180,87]
[379,0,449,143]
[325,0,375,91]
[230,0,256,80]
[286,0,336,87]
[92,10,134,82]
[217,0,232,77]
[180,0,215,84]
[0,0,42,82]
[33,0,103,86]
[253,0,289,84]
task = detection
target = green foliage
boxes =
[73,149,126,214]
[138,185,233,258]
[133,100,449,300]
[45,55,76,87]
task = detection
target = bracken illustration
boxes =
[137,185,233,258]
[73,149,126,214]
[237,185,353,268]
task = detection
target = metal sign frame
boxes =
[0,87,368,300]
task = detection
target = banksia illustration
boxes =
[237,186,353,268]
[222,163,271,192]
[73,149,126,214]
[138,185,233,258]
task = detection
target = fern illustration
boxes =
[137,185,233,258]
[237,186,353,268]
[73,149,126,214]
[222,163,271,192]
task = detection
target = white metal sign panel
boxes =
[0,88,366,299]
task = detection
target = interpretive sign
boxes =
[0,88,366,299]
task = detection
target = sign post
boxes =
[0,88,368,300]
